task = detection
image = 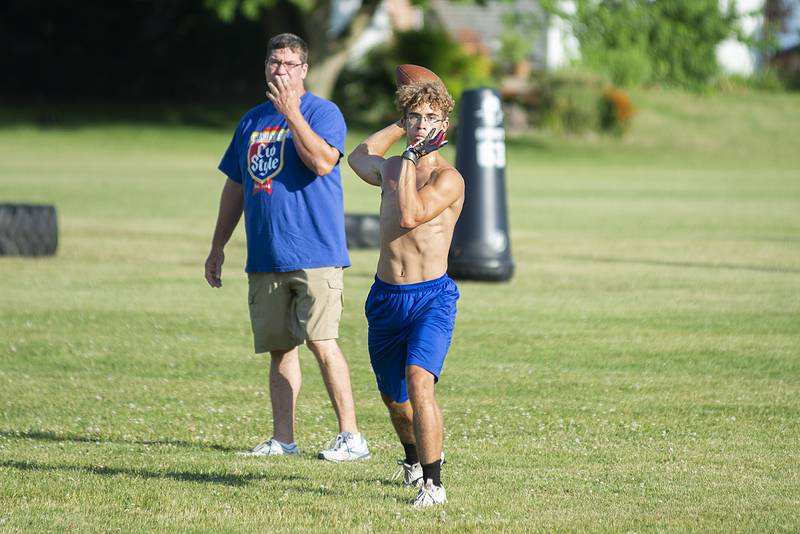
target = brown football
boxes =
[395,64,442,87]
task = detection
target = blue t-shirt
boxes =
[219,92,351,273]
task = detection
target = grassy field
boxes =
[1,88,799,532]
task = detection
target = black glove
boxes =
[402,129,448,164]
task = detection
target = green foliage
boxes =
[571,0,738,88]
[573,0,653,86]
[499,30,531,68]
[392,29,494,99]
[598,86,636,135]
[333,55,398,125]
[204,0,313,21]
[648,0,737,87]
[538,71,604,133]
[534,70,637,135]
[498,9,546,73]
[333,28,494,125]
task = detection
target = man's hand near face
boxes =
[266,75,301,120]
[264,66,339,176]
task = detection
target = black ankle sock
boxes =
[421,460,442,487]
[402,442,419,465]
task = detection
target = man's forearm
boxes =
[349,121,407,187]
[397,159,425,229]
[286,111,340,176]
[362,121,406,157]
[211,179,244,249]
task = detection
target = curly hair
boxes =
[396,81,455,118]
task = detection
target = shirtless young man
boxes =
[347,81,464,507]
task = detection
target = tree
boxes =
[566,0,738,88]
[205,0,383,98]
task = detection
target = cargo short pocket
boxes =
[248,277,264,310]
[327,274,344,308]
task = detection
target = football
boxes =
[395,64,443,87]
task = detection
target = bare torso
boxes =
[377,156,464,284]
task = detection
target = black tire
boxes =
[0,203,58,257]
[344,213,380,249]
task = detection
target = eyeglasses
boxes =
[266,59,305,70]
[406,113,443,126]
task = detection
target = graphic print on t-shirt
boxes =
[248,127,289,195]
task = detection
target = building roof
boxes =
[428,0,548,67]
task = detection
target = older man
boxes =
[205,33,368,462]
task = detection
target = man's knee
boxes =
[308,340,351,380]
[305,338,340,362]
[406,365,435,402]
[382,393,409,410]
[382,395,412,423]
[306,338,337,353]
[380,393,396,408]
[407,365,434,385]
[270,347,298,362]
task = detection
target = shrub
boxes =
[573,0,653,86]
[332,28,494,126]
[535,70,607,134]
[599,86,636,134]
[568,0,738,89]
[518,70,636,136]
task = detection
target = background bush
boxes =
[536,70,607,134]
[333,28,494,126]
[502,69,636,136]
[569,0,738,89]
[599,86,636,135]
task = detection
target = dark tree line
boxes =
[1,0,275,102]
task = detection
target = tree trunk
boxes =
[304,0,381,98]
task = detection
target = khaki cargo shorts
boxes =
[247,267,344,353]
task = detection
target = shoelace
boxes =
[392,460,409,481]
[252,440,278,453]
[329,434,348,452]
[414,484,436,506]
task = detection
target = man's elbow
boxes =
[317,164,336,176]
[399,214,421,229]
[347,147,367,172]
[347,157,372,184]
[313,159,337,176]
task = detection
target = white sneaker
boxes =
[318,432,370,462]
[413,479,447,507]
[392,451,446,487]
[393,460,423,487]
[238,438,299,456]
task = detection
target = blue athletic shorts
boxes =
[365,274,459,403]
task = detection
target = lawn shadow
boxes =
[0,459,298,487]
[563,255,800,274]
[0,429,238,453]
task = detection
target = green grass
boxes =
[1,88,799,532]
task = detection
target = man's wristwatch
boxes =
[401,148,419,165]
